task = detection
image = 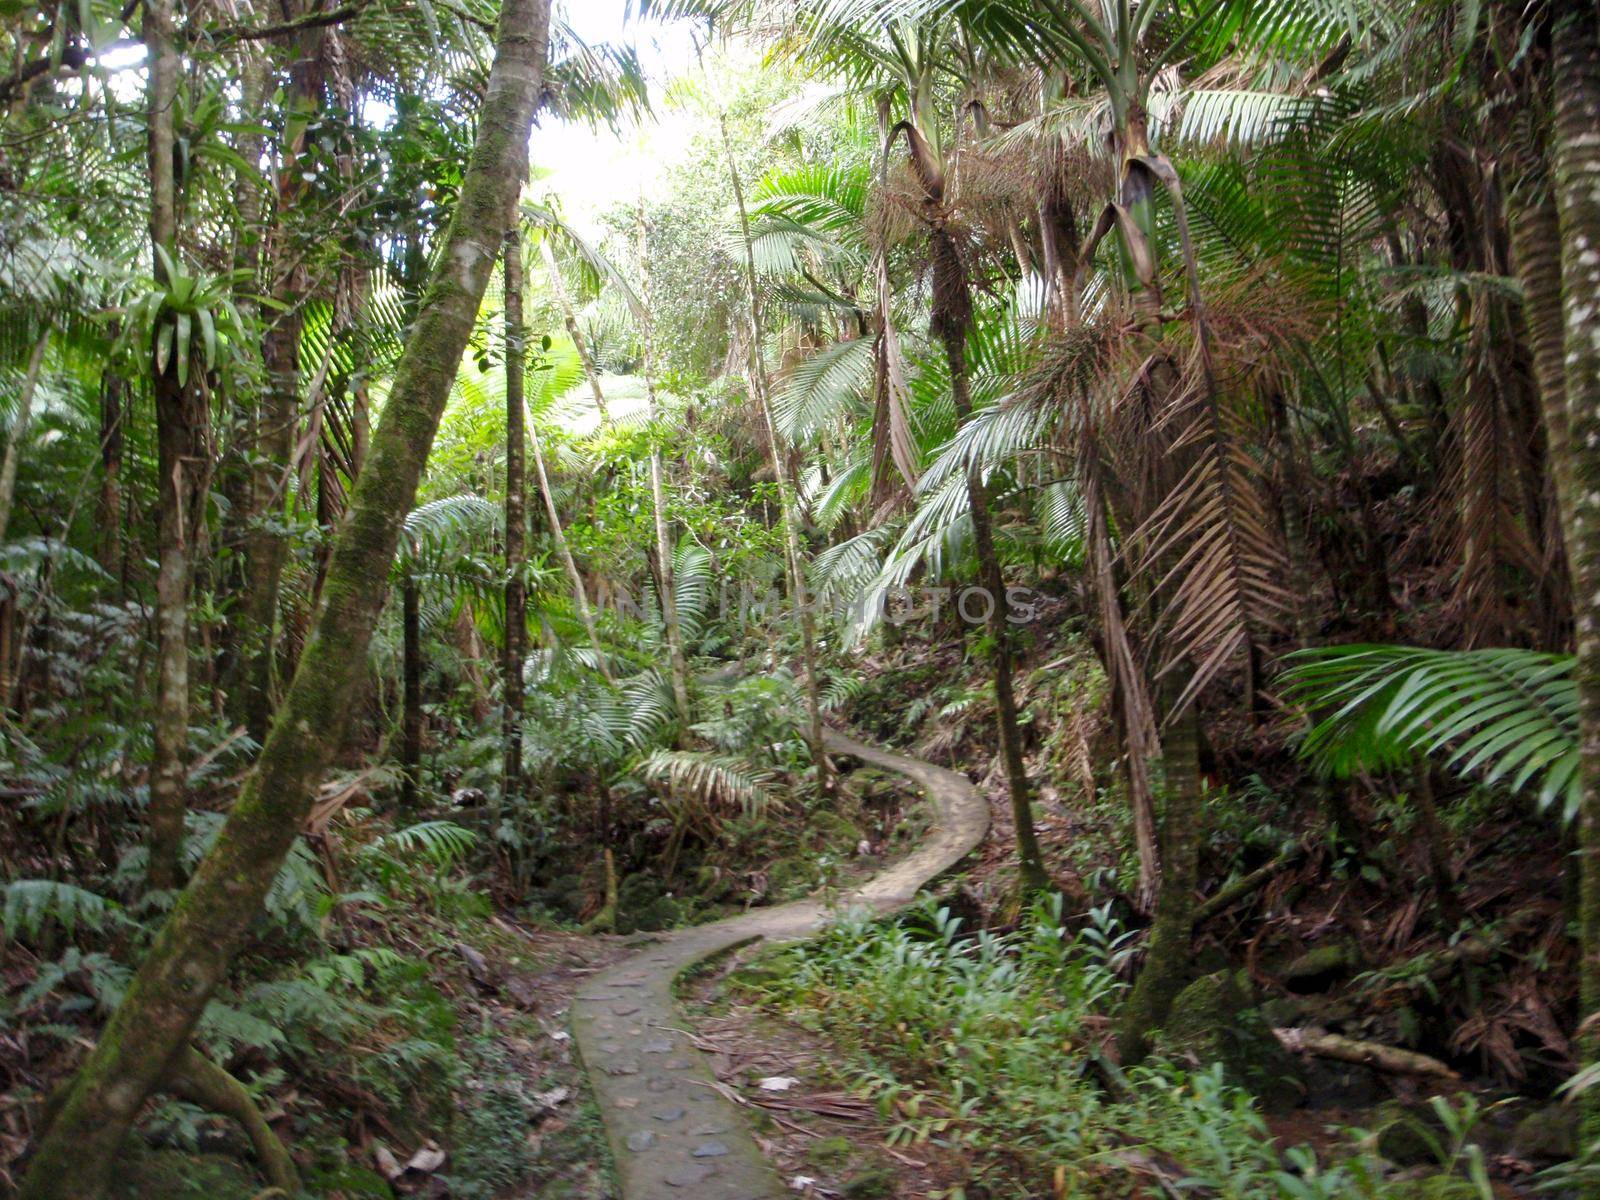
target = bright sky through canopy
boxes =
[536,2,700,239]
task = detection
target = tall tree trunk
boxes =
[145,0,211,893]
[1117,699,1203,1062]
[1550,0,1600,1136]
[0,328,48,545]
[214,50,271,710]
[233,15,327,741]
[1107,117,1207,1055]
[926,217,1047,892]
[1511,174,1575,560]
[718,111,832,798]
[503,224,527,804]
[538,237,610,423]
[635,202,693,741]
[17,4,551,1192]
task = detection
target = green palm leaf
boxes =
[1283,644,1580,822]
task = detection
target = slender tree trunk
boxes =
[503,225,527,804]
[234,16,327,741]
[927,220,1047,891]
[635,203,693,741]
[718,112,832,798]
[145,0,210,893]
[1109,120,1207,1053]
[1550,0,1600,1136]
[529,414,610,678]
[538,237,611,423]
[17,6,551,1193]
[0,328,48,545]
[214,51,270,709]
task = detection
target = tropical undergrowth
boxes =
[736,898,1500,1200]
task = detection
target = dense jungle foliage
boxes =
[5,0,1600,1196]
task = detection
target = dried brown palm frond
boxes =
[1115,282,1314,716]
[1442,298,1547,647]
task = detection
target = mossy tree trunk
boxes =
[1549,0,1600,1137]
[17,3,552,1193]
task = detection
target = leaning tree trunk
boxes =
[144,0,212,893]
[17,4,552,1194]
[635,203,693,741]
[719,111,832,798]
[538,237,611,423]
[926,218,1048,893]
[1549,0,1600,1137]
[503,223,527,804]
[528,412,610,678]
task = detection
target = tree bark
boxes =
[1550,0,1600,1138]
[17,3,551,1192]
[1118,699,1204,1062]
[145,0,211,893]
[718,110,832,799]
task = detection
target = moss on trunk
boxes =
[18,4,552,1194]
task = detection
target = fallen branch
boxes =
[1274,1027,1460,1081]
[1194,846,1305,926]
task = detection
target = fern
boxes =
[367,820,479,866]
[637,748,781,817]
[3,880,116,939]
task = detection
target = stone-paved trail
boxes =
[567,727,990,1199]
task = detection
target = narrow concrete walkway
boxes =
[568,728,990,1199]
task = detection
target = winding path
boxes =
[568,727,989,1199]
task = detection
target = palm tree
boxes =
[784,3,1050,890]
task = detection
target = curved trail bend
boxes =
[568,728,990,1199]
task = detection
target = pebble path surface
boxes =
[567,727,990,1200]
